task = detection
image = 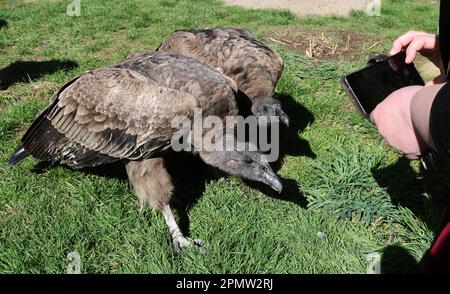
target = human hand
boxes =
[371,85,426,159]
[390,31,443,71]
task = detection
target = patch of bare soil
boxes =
[223,0,369,17]
[263,27,382,61]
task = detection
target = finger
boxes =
[405,153,420,160]
[405,38,425,63]
[390,31,419,55]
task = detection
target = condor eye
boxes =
[244,157,253,164]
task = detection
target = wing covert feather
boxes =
[22,67,197,166]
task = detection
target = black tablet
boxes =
[341,52,425,117]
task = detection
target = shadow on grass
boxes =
[0,60,78,90]
[380,245,419,274]
[0,19,7,29]
[371,157,450,234]
[164,152,220,236]
[274,92,316,163]
[381,242,450,274]
[235,92,316,164]
[34,152,220,237]
[372,157,450,273]
[31,159,128,179]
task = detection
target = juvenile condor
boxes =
[155,27,289,126]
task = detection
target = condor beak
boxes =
[278,110,290,127]
[261,166,283,193]
[273,105,289,127]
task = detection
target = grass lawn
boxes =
[1,0,449,274]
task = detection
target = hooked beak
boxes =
[276,108,290,127]
[261,167,283,193]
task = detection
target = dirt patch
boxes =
[223,0,369,17]
[263,27,382,61]
[28,81,59,97]
[22,0,60,3]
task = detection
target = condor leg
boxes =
[125,158,203,252]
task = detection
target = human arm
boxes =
[371,83,447,160]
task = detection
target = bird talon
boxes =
[173,236,205,253]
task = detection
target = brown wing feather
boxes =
[157,28,284,101]
[118,52,238,118]
[21,67,197,168]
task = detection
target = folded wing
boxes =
[21,67,197,168]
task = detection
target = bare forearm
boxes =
[410,83,446,151]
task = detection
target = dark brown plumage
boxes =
[8,52,282,252]
[156,27,289,126]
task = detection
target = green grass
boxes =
[0,0,449,273]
